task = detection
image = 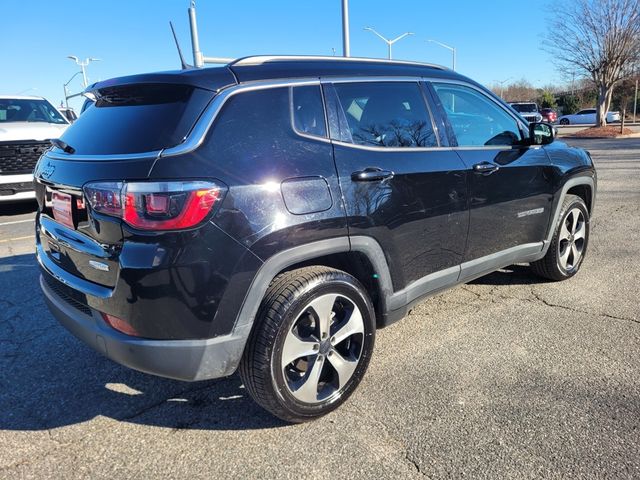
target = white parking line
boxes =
[0,219,34,227]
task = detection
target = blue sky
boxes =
[2,0,563,112]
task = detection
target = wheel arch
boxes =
[232,237,394,335]
[540,176,595,258]
[566,183,593,213]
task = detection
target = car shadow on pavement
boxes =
[471,264,549,286]
[0,253,285,432]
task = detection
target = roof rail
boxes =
[228,55,447,70]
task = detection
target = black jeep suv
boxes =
[35,56,596,422]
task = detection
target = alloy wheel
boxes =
[558,207,586,271]
[280,293,364,404]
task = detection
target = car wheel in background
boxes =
[559,118,570,125]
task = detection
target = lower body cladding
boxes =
[40,271,251,382]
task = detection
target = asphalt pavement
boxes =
[0,138,639,479]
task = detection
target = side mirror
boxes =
[529,122,555,145]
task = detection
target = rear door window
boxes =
[331,82,438,148]
[59,84,214,155]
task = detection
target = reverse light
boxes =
[83,180,226,231]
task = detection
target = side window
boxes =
[332,82,437,148]
[291,85,327,137]
[432,83,522,147]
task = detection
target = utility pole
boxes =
[494,78,513,99]
[364,27,414,60]
[342,0,350,57]
[634,77,638,123]
[427,39,456,70]
[67,56,100,88]
[188,0,204,67]
[187,1,234,66]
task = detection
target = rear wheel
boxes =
[531,194,589,281]
[240,266,375,422]
[559,118,570,125]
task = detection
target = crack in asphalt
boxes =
[529,289,639,325]
[405,452,429,477]
[345,402,429,478]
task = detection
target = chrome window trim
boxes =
[161,78,323,157]
[47,75,528,162]
[45,150,163,162]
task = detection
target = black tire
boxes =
[559,118,570,125]
[239,266,376,423]
[531,194,590,281]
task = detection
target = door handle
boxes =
[351,167,395,182]
[472,162,500,175]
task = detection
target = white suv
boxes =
[0,96,69,202]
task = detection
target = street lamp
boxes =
[426,39,456,71]
[364,27,414,60]
[67,56,101,88]
[494,77,513,99]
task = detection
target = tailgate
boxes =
[34,154,156,288]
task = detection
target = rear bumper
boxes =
[40,272,251,382]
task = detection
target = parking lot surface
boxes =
[1,138,639,479]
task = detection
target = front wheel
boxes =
[240,266,376,422]
[559,118,570,125]
[531,194,590,281]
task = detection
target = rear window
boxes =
[59,84,214,155]
[510,103,538,113]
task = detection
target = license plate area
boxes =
[52,191,75,229]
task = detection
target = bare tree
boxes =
[545,0,640,127]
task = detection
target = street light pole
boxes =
[67,56,100,88]
[426,39,456,70]
[364,27,414,60]
[63,71,84,109]
[342,0,350,57]
[494,77,513,99]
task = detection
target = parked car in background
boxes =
[540,108,557,123]
[558,108,620,125]
[0,95,69,201]
[509,102,542,123]
[35,56,596,422]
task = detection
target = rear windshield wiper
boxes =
[50,138,76,154]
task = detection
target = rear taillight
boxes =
[84,180,226,231]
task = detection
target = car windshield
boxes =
[0,98,68,124]
[511,103,538,113]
